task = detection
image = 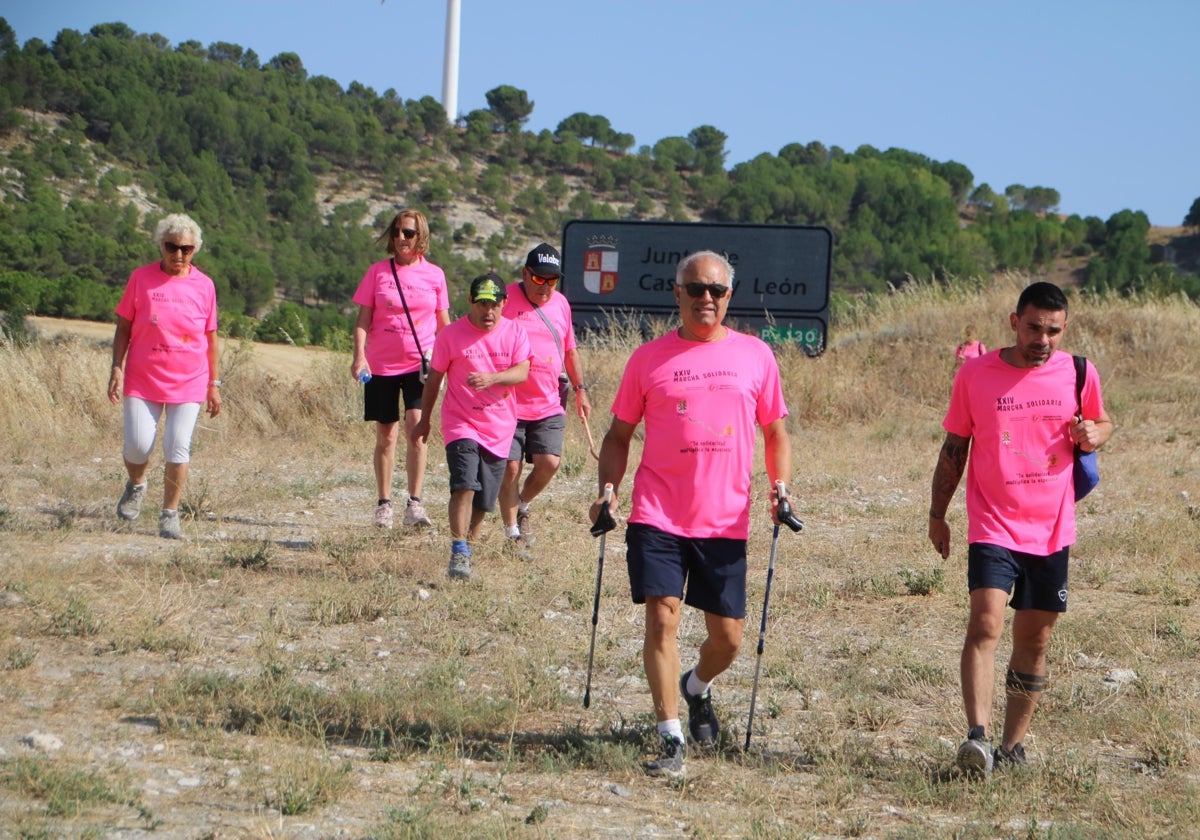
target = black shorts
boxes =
[625,523,748,619]
[363,372,423,424]
[445,438,506,511]
[508,413,566,462]
[967,542,1069,612]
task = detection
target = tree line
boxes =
[0,17,1196,348]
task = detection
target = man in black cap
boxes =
[412,273,532,579]
[499,243,592,552]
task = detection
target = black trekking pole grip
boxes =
[583,483,613,709]
[775,479,804,533]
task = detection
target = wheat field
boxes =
[1,276,1199,838]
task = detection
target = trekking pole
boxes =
[745,480,803,751]
[583,483,615,709]
[582,414,600,461]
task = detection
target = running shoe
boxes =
[117,480,146,521]
[644,734,686,779]
[374,501,393,529]
[995,742,1027,769]
[158,510,183,540]
[680,669,720,747]
[448,544,472,580]
[956,726,994,776]
[402,497,432,527]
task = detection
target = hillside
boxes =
[1,19,1197,340]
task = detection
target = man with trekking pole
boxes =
[588,250,796,778]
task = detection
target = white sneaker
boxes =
[402,497,432,527]
[374,501,394,529]
[117,481,146,521]
[158,510,183,540]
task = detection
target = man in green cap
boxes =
[412,272,532,579]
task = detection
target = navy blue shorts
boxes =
[508,413,566,462]
[625,523,748,619]
[967,542,1069,612]
[446,438,505,511]
[363,372,424,423]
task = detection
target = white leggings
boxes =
[122,397,201,465]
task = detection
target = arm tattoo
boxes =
[930,435,969,518]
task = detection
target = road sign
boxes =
[561,220,832,352]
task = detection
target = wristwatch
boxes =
[208,380,222,388]
[573,383,587,392]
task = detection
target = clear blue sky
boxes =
[5,1,1198,226]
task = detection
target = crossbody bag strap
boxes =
[389,258,424,360]
[520,283,565,368]
[1072,354,1086,420]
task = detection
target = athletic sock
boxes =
[518,499,530,516]
[686,670,713,698]
[657,719,685,742]
[506,524,521,538]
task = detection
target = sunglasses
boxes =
[162,242,196,256]
[392,227,418,240]
[683,282,729,299]
[530,274,559,286]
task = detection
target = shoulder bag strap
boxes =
[388,258,424,359]
[520,283,565,368]
[1072,354,1086,421]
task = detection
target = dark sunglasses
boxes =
[162,242,196,256]
[392,227,418,240]
[530,274,559,286]
[683,282,729,299]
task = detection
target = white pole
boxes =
[441,0,461,123]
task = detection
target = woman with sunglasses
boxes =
[351,209,450,530]
[109,213,221,540]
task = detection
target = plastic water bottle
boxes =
[357,370,371,384]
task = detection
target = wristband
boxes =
[208,380,222,388]
[573,383,587,392]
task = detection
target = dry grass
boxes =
[1,278,1199,837]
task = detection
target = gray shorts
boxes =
[446,438,506,511]
[508,413,566,462]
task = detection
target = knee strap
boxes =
[1006,668,1046,694]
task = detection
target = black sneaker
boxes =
[956,725,993,776]
[680,669,720,747]
[644,734,686,778]
[995,742,1027,768]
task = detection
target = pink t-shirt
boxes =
[501,283,578,420]
[611,329,789,540]
[943,350,1104,553]
[115,262,218,404]
[956,340,987,361]
[430,316,532,457]
[352,257,449,375]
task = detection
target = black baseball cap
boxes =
[524,243,562,278]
